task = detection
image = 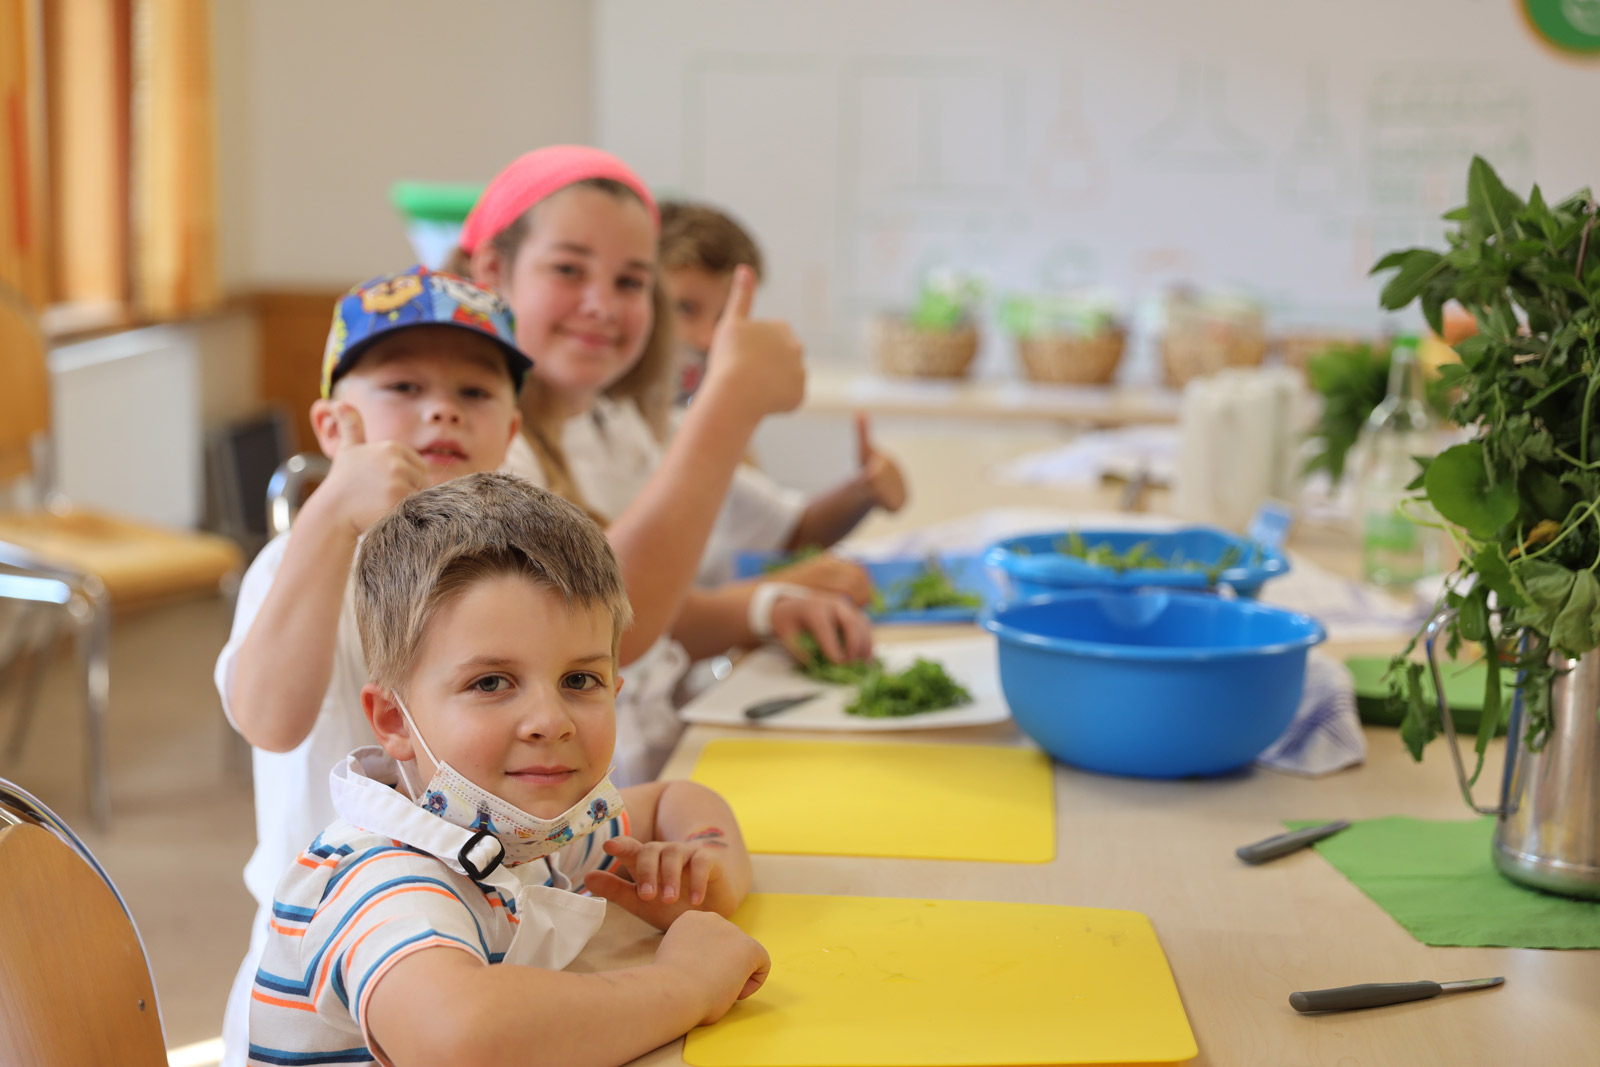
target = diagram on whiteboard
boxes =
[1135,64,1264,172]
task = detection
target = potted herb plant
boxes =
[872,271,984,379]
[1374,156,1600,899]
[998,291,1125,385]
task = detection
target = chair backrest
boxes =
[266,452,331,538]
[0,301,49,485]
[0,783,166,1066]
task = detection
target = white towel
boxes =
[1255,651,1365,776]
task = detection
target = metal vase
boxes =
[1426,612,1600,899]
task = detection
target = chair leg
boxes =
[70,584,112,832]
[4,607,61,762]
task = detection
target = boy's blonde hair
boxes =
[659,201,764,281]
[446,179,677,513]
[354,472,632,691]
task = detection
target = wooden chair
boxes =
[0,308,242,830]
[0,778,167,1066]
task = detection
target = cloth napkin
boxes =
[1289,815,1600,949]
[1255,651,1365,776]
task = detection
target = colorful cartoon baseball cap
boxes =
[321,265,532,398]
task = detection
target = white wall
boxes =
[595,0,1600,376]
[221,0,595,289]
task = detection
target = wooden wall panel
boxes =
[253,289,343,453]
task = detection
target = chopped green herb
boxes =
[792,634,972,717]
[878,559,983,613]
[1051,533,1252,585]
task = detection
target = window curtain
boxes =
[0,0,50,482]
[131,0,217,319]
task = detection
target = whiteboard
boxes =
[596,0,1599,378]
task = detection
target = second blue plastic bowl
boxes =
[981,591,1325,778]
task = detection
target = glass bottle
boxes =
[1357,335,1440,588]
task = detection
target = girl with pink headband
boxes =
[449,145,874,783]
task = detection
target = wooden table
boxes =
[584,479,1593,1064]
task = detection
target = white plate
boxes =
[678,636,1010,731]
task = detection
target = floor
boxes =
[0,423,1083,1061]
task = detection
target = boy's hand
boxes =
[766,554,875,606]
[701,265,805,419]
[655,911,770,1026]
[856,413,907,513]
[321,404,429,537]
[585,832,742,929]
[772,592,873,664]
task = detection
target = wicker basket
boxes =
[1275,332,1369,372]
[1017,328,1125,385]
[871,316,980,379]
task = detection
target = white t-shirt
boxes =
[505,396,806,586]
[214,531,371,1067]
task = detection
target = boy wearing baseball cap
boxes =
[212,266,533,1067]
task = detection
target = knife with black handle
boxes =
[1290,976,1504,1013]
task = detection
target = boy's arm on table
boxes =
[612,268,804,665]
[366,916,769,1067]
[607,780,753,916]
[669,586,872,665]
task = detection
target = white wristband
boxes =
[748,582,811,638]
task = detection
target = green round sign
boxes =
[1523,0,1600,55]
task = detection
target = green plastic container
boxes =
[390,181,485,268]
[1347,655,1512,735]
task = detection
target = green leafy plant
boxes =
[1371,156,1600,778]
[1303,341,1453,484]
[997,292,1118,338]
[792,634,972,717]
[907,272,984,332]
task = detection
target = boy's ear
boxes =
[362,683,416,763]
[309,398,345,460]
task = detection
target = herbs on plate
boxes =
[1369,155,1599,776]
[793,633,973,718]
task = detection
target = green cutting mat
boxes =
[1290,816,1600,949]
[1347,655,1511,735]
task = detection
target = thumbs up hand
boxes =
[699,265,805,420]
[317,402,430,537]
[854,413,906,513]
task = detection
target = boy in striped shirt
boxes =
[247,473,769,1067]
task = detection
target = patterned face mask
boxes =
[391,691,624,871]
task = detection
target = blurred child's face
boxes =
[665,266,735,356]
[314,327,521,487]
[485,186,657,408]
[387,574,619,820]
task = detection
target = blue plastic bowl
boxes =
[980,591,1325,778]
[982,527,1289,601]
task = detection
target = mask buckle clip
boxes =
[459,829,506,881]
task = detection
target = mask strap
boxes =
[390,691,440,797]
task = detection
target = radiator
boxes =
[48,325,203,529]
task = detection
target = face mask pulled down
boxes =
[391,691,623,869]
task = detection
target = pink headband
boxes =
[458,145,659,255]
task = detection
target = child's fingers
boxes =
[334,403,366,449]
[837,603,875,662]
[804,602,848,663]
[686,847,722,907]
[656,845,686,905]
[855,412,873,467]
[629,843,663,901]
[722,264,756,322]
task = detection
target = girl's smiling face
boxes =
[477,185,658,413]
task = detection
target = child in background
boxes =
[213,267,535,1067]
[248,473,767,1067]
[450,146,874,782]
[659,199,908,566]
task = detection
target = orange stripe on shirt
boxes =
[251,989,318,1013]
[312,884,466,1003]
[269,920,307,937]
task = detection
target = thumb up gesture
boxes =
[701,265,805,419]
[855,413,906,513]
[315,402,429,537]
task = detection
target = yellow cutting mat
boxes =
[689,738,1054,863]
[684,893,1197,1067]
